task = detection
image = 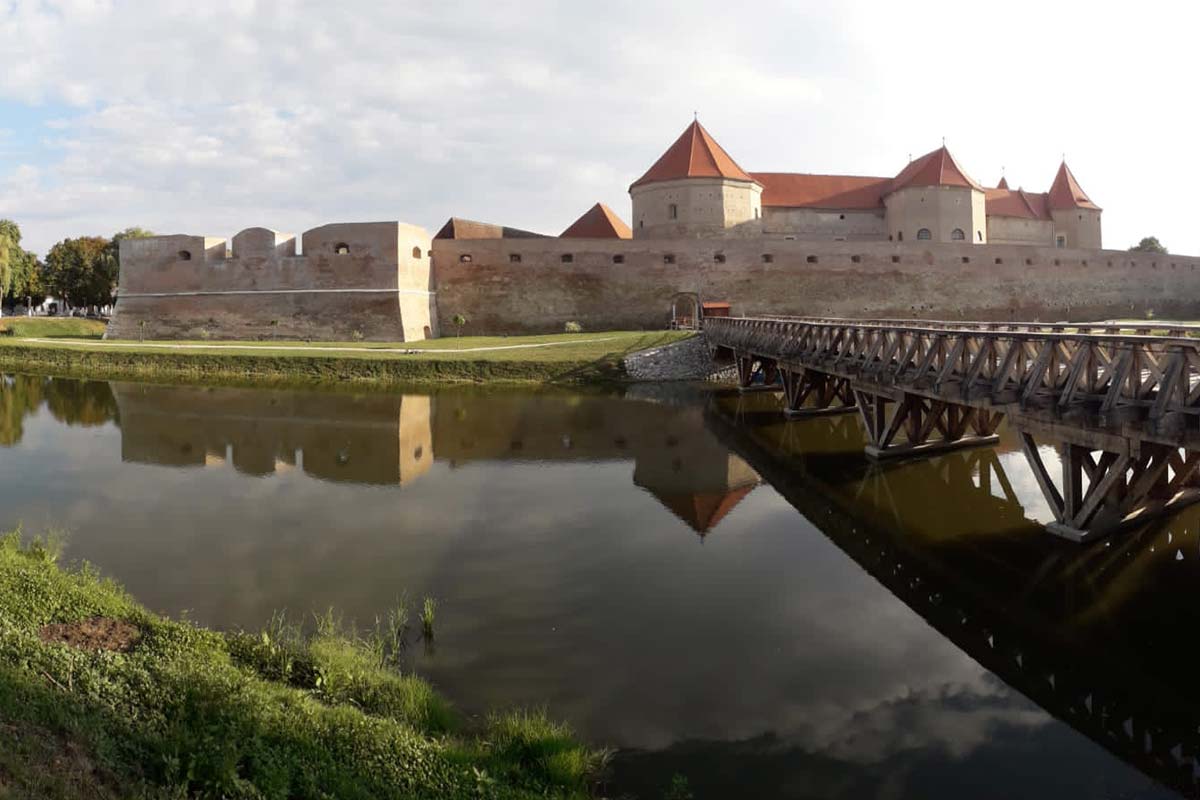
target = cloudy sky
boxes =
[0,0,1194,256]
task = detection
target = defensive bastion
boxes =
[108,221,1200,341]
[107,222,435,341]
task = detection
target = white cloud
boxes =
[0,0,1196,255]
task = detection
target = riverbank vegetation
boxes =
[0,532,603,798]
[0,330,693,385]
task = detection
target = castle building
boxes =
[624,120,1101,249]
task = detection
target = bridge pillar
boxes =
[1016,424,1200,542]
[854,389,1002,461]
[780,368,857,418]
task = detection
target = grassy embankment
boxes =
[0,533,603,799]
[0,319,692,385]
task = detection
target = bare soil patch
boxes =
[38,617,141,653]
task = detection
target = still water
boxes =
[0,373,1197,799]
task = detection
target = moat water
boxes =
[2,373,1199,799]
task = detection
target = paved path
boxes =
[16,336,622,356]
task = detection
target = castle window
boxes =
[839,214,846,220]
[762,254,774,263]
[668,204,678,220]
[561,254,574,263]
[335,243,350,254]
[891,255,901,263]
[1054,259,1062,266]
[851,255,862,263]
[714,253,726,263]
[412,246,422,258]
[509,253,522,263]
[663,254,676,264]
[806,255,818,264]
[1025,258,1033,266]
[177,250,192,261]
[951,228,965,241]
[995,257,1003,265]
[459,254,472,263]
[898,232,904,241]
[917,228,932,240]
[612,254,624,264]
[977,231,983,241]
[755,208,760,219]
[1056,235,1066,248]
[962,256,970,264]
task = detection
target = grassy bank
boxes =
[0,533,603,798]
[0,330,692,385]
[0,317,108,339]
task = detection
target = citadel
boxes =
[111,120,1196,342]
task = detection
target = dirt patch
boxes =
[38,617,141,653]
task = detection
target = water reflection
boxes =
[0,375,1194,798]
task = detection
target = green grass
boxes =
[0,331,692,385]
[0,532,604,799]
[0,317,107,339]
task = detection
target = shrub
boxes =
[563,321,583,334]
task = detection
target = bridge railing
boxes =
[705,316,1200,419]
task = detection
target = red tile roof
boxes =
[890,146,984,193]
[996,176,1010,190]
[984,187,1051,220]
[1048,161,1101,211]
[654,486,756,534]
[752,172,891,209]
[631,120,757,189]
[560,203,632,239]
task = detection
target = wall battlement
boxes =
[109,221,436,342]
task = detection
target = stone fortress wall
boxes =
[431,237,1200,335]
[107,222,436,341]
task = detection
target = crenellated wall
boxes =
[107,222,436,341]
[431,238,1200,335]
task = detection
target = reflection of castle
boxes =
[111,384,759,536]
[112,384,432,486]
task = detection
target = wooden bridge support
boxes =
[1018,425,1200,543]
[854,389,1002,461]
[779,368,857,418]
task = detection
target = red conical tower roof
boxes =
[890,146,984,193]
[1048,161,1100,211]
[560,202,632,239]
[630,120,757,190]
[996,176,1010,190]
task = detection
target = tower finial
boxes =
[694,110,698,121]
[942,135,946,147]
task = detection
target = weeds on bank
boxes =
[0,530,602,799]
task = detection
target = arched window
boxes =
[951,228,965,241]
[917,228,932,240]
[412,246,422,258]
[334,243,350,254]
[668,204,678,220]
[177,250,192,261]
[897,231,904,242]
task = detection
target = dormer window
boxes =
[917,228,932,240]
[335,243,350,254]
[951,228,965,241]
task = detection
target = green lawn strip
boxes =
[0,534,603,799]
[0,318,107,339]
[0,331,692,385]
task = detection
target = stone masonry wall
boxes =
[432,237,1200,336]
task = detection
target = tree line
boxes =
[0,220,153,313]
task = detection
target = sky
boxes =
[0,0,1195,257]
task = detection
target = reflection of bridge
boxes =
[705,399,1200,798]
[707,316,1200,542]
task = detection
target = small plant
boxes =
[197,327,211,340]
[268,319,279,327]
[451,313,467,337]
[138,319,146,341]
[664,774,694,800]
[421,596,437,640]
[351,329,365,342]
[564,320,583,333]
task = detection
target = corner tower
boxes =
[884,146,987,244]
[629,120,762,238]
[1048,161,1102,249]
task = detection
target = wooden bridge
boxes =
[705,316,1200,542]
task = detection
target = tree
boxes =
[7,248,44,308]
[0,220,23,313]
[1130,236,1167,254]
[42,236,117,312]
[451,313,467,337]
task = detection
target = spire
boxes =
[630,120,757,190]
[890,146,984,193]
[560,202,632,239]
[996,176,1010,190]
[1048,161,1101,211]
